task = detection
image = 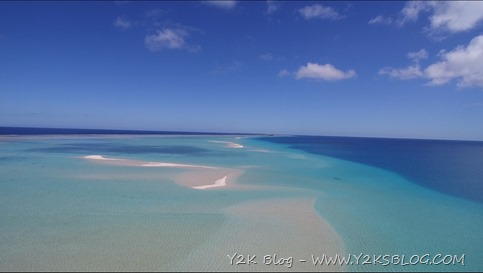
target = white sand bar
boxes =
[83,154,247,189]
[84,155,215,169]
[192,176,227,190]
[175,168,244,190]
[141,162,212,168]
[227,142,243,148]
[84,155,121,161]
[210,140,244,148]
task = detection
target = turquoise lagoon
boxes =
[0,134,482,271]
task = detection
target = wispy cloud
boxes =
[113,10,200,53]
[145,28,200,52]
[407,49,428,63]
[379,49,428,80]
[266,0,280,15]
[370,1,483,34]
[368,15,393,25]
[113,17,133,30]
[299,4,343,20]
[259,52,283,61]
[379,64,424,80]
[399,1,430,26]
[211,60,243,74]
[368,1,430,27]
[278,69,290,78]
[260,53,274,61]
[295,63,356,81]
[145,9,165,18]
[379,35,483,89]
[203,1,237,10]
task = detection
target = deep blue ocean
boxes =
[258,136,483,204]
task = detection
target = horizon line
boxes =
[1,126,482,143]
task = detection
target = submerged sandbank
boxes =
[176,197,346,271]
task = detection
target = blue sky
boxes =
[1,1,483,140]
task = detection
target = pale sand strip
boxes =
[85,155,121,161]
[227,142,244,148]
[175,169,244,190]
[176,197,346,272]
[83,155,248,189]
[192,176,227,190]
[83,155,215,169]
[210,140,244,148]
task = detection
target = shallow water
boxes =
[0,135,481,271]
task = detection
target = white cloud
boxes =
[145,28,199,52]
[114,12,199,53]
[428,1,483,33]
[397,1,483,33]
[369,1,431,27]
[295,63,356,81]
[373,2,483,34]
[379,35,483,89]
[113,17,132,30]
[379,49,427,80]
[424,35,483,87]
[368,15,393,25]
[379,65,424,80]
[203,1,237,10]
[267,0,280,15]
[407,49,428,63]
[299,4,342,20]
[399,1,431,25]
